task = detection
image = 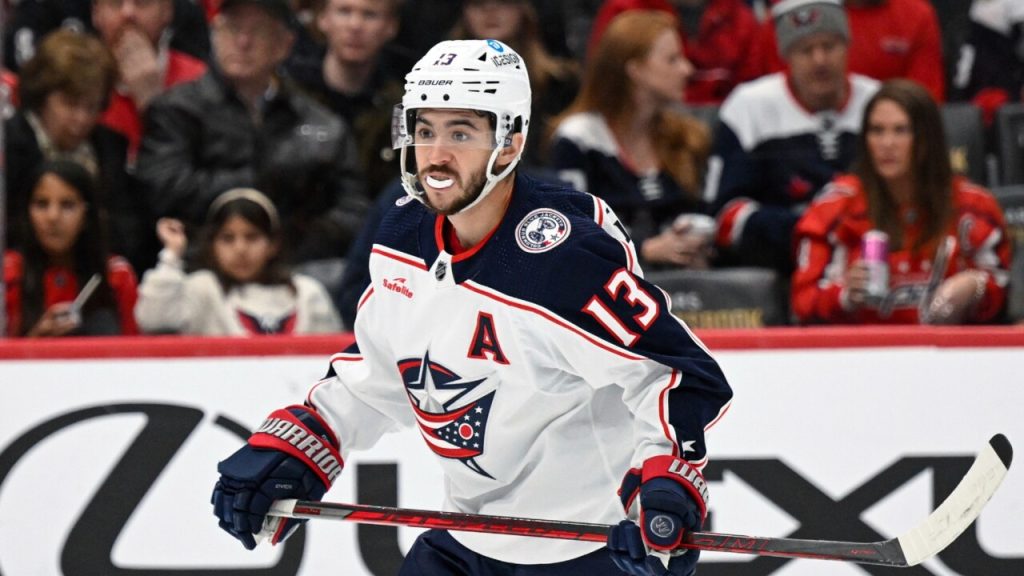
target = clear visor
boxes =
[391,105,499,151]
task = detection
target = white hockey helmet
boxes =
[393,39,532,212]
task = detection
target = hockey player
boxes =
[211,38,733,576]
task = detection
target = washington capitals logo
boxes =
[788,8,821,29]
[399,352,496,478]
[236,310,296,334]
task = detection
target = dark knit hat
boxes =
[772,0,849,57]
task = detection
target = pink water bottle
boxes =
[862,230,890,299]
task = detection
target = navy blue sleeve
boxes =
[497,199,732,462]
[334,180,406,328]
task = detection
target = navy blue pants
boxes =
[398,529,624,576]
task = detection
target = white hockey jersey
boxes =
[308,173,733,564]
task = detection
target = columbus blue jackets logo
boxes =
[515,208,571,253]
[399,352,496,478]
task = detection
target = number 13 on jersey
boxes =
[583,268,660,347]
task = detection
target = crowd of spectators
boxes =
[1,0,1021,337]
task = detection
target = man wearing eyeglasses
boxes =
[137,0,368,266]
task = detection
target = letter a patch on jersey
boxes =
[467,312,509,364]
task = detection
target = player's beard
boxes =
[419,165,488,216]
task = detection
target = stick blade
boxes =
[989,433,1013,468]
[896,434,1012,566]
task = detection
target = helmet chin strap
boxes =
[399,145,426,203]
[453,146,518,214]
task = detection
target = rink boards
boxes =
[0,327,1021,576]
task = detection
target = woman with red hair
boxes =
[551,10,714,270]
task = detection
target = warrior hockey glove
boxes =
[211,405,342,549]
[608,455,709,576]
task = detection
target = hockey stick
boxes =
[267,434,1012,567]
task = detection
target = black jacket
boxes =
[286,46,412,200]
[137,68,368,263]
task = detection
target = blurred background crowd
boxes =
[1,0,1023,337]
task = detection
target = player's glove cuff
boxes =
[641,456,708,524]
[247,405,343,487]
[619,456,709,553]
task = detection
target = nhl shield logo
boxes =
[515,209,571,253]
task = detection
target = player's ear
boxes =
[497,132,525,165]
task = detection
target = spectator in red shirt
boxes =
[92,0,207,159]
[761,0,945,102]
[4,160,139,337]
[3,0,210,72]
[792,80,1010,324]
[587,0,765,104]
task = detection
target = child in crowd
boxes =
[135,188,342,335]
[4,160,139,337]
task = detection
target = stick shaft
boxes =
[269,434,1011,568]
[272,499,908,565]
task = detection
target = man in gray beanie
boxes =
[773,0,850,57]
[704,0,879,274]
[762,0,945,101]
[771,0,851,112]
